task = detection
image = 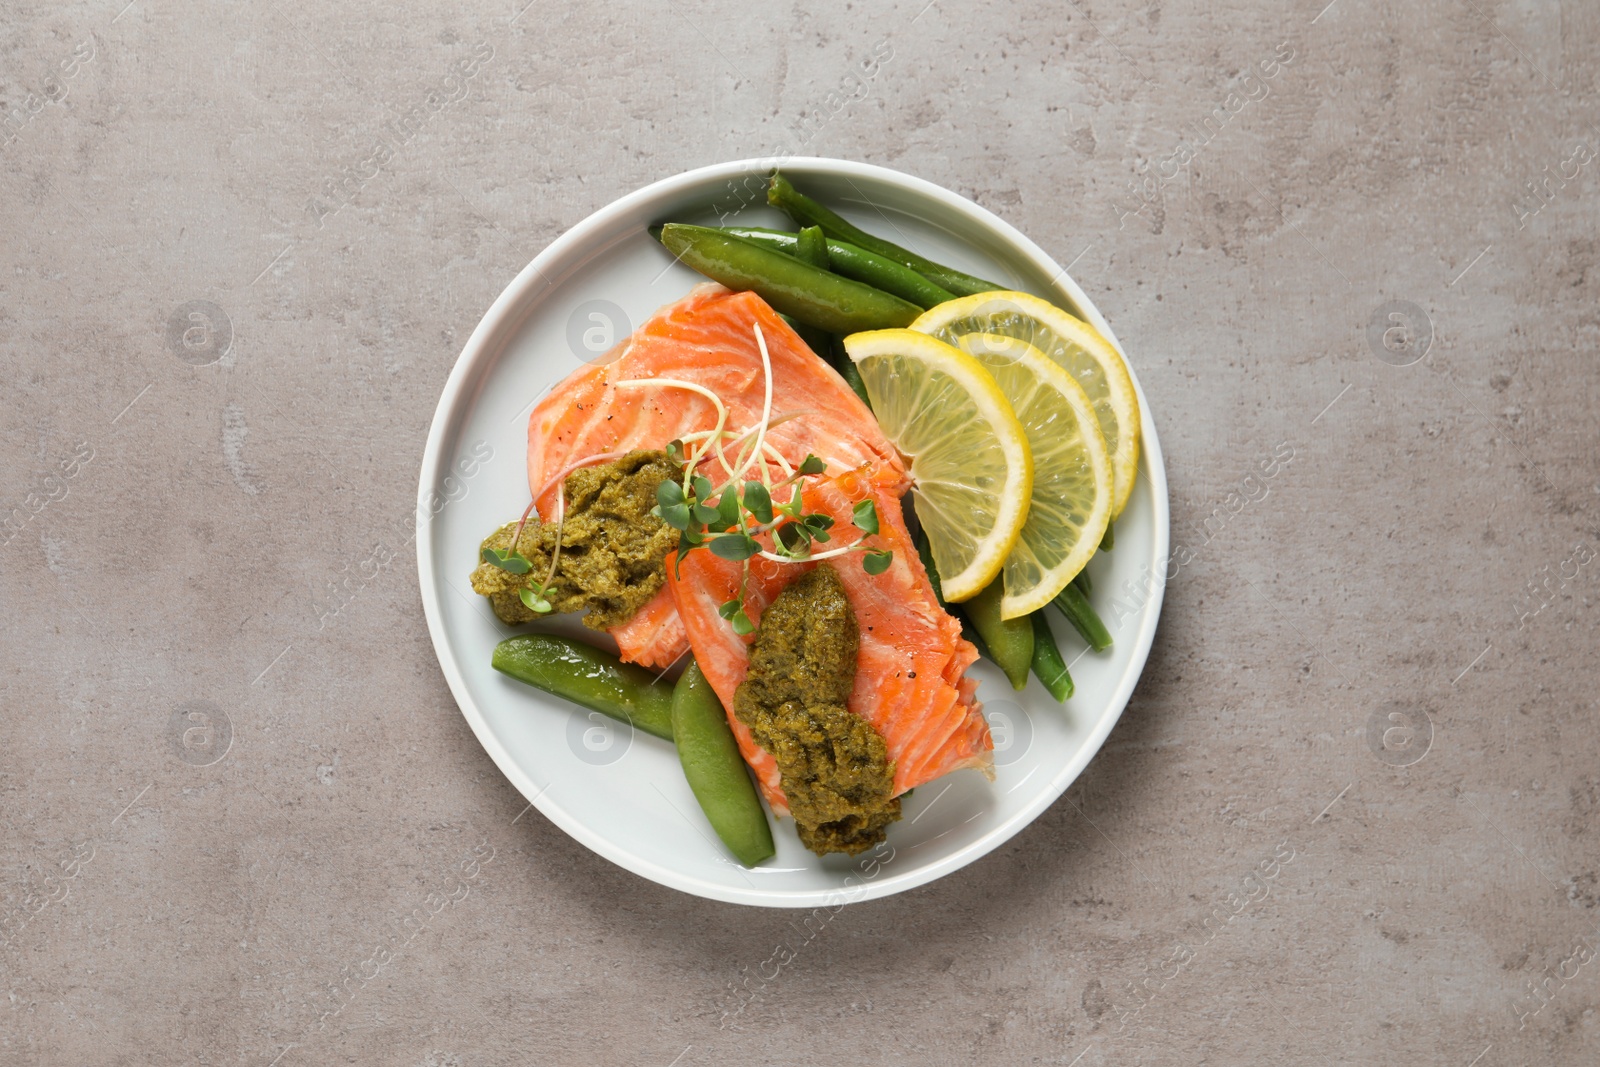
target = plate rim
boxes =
[417,156,1169,908]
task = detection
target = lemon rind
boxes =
[954,332,1113,618]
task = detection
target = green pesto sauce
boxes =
[469,450,678,630]
[733,566,900,856]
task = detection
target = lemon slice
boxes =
[953,332,1112,618]
[844,329,1033,602]
[913,291,1141,518]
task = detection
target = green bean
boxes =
[722,227,957,310]
[1099,519,1115,552]
[1030,612,1074,702]
[828,335,873,408]
[824,334,849,374]
[492,634,674,740]
[1053,583,1113,653]
[652,224,921,334]
[840,360,872,407]
[1072,567,1092,595]
[914,529,947,606]
[767,172,1005,298]
[964,576,1034,690]
[795,225,829,268]
[780,228,835,358]
[915,529,987,656]
[671,661,774,866]
[778,313,829,361]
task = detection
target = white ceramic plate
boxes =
[417,158,1168,908]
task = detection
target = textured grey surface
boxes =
[2,0,1598,1063]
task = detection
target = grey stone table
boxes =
[3,1,1596,1063]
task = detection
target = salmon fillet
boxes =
[527,284,906,667]
[526,284,990,813]
[604,586,686,671]
[667,466,992,816]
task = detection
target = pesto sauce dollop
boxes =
[733,566,900,856]
[469,450,678,630]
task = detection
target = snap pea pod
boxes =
[828,335,873,409]
[767,172,1005,298]
[964,576,1034,690]
[787,227,835,358]
[721,227,957,310]
[1030,612,1074,702]
[652,224,921,334]
[1053,583,1113,653]
[492,634,674,740]
[671,662,774,867]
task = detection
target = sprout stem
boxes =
[507,496,540,557]
[730,324,775,487]
[543,481,566,591]
[756,534,874,565]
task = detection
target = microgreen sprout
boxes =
[862,550,893,575]
[481,546,531,574]
[852,498,880,535]
[518,583,556,613]
[639,323,895,633]
[718,596,755,635]
[482,543,557,615]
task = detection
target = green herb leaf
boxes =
[692,501,722,525]
[709,533,758,561]
[657,480,684,506]
[799,454,826,476]
[803,513,834,531]
[682,524,706,546]
[729,607,755,635]
[482,546,533,574]
[863,549,893,575]
[714,489,741,532]
[852,499,880,536]
[692,474,713,501]
[659,501,692,530]
[743,481,773,524]
[518,586,553,612]
[718,598,742,620]
[665,439,686,466]
[775,522,811,555]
